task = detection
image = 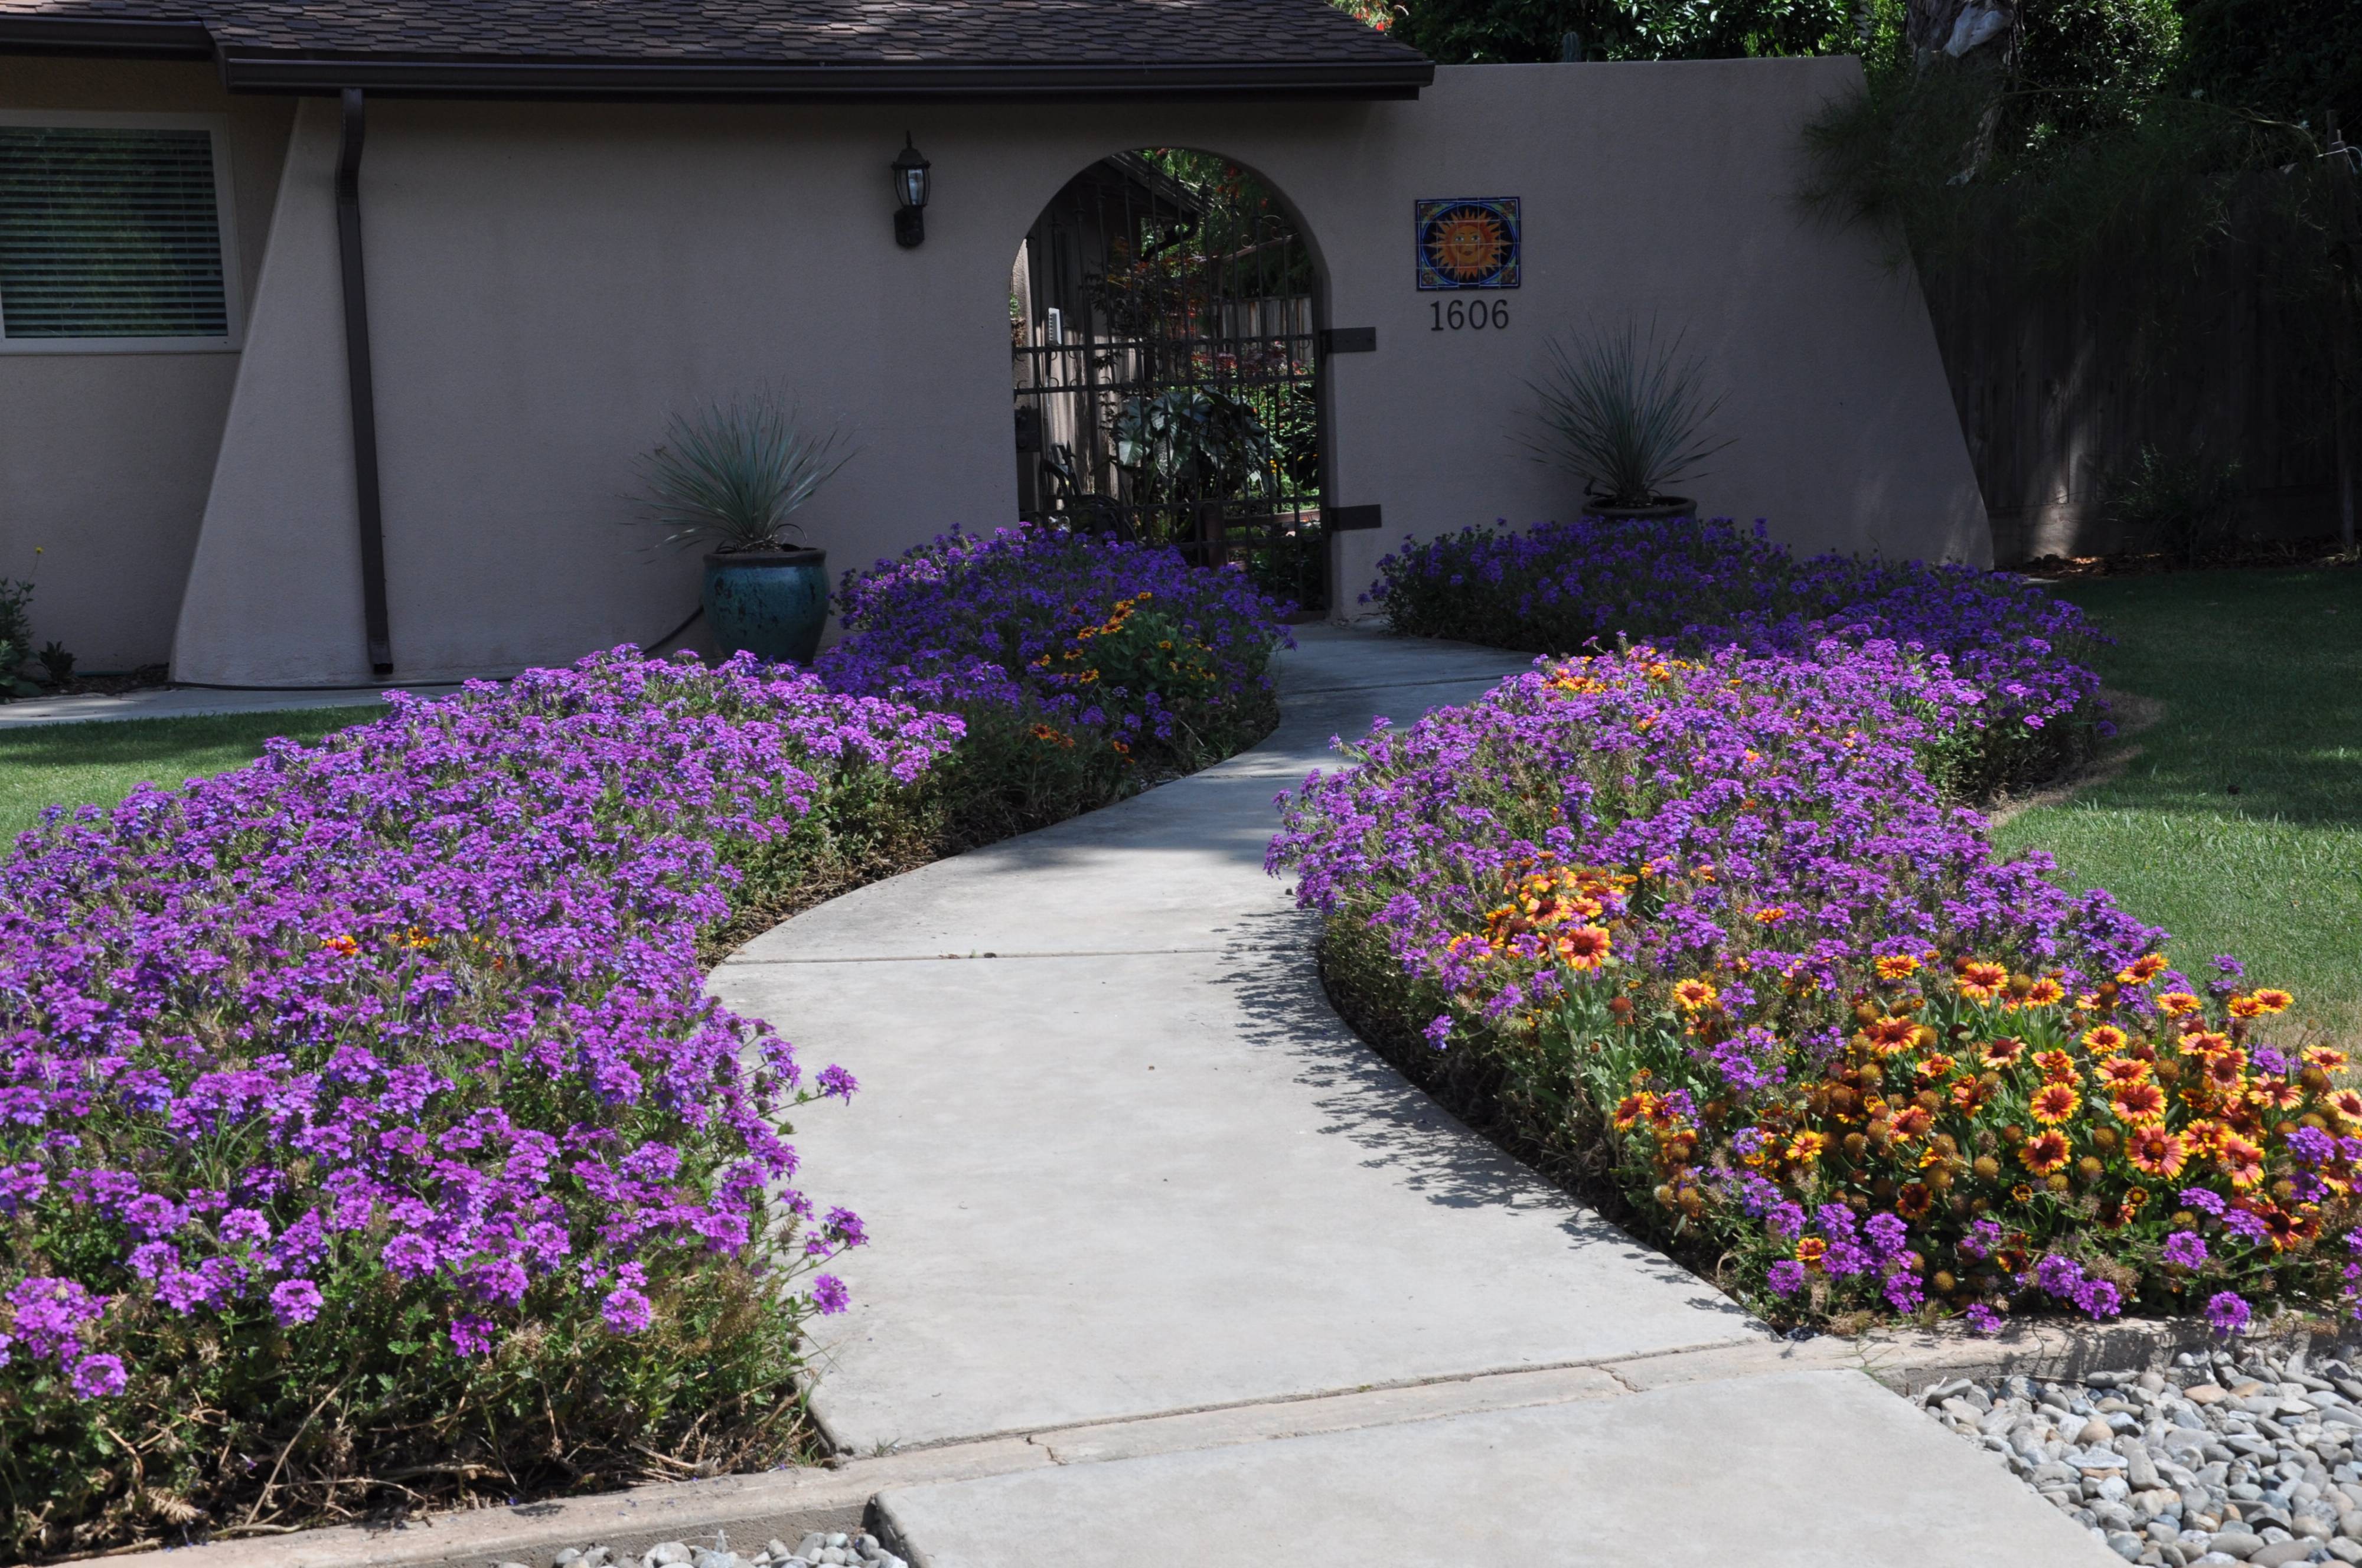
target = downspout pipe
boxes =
[334,87,393,675]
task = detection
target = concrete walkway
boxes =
[710,627,2112,1566]
[0,683,444,728]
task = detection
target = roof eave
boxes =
[0,15,214,59]
[210,53,1434,101]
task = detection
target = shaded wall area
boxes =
[147,59,1980,685]
[0,60,292,671]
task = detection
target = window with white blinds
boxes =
[0,120,239,348]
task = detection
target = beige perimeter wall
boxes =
[43,59,1980,686]
[0,61,291,672]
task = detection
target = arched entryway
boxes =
[1009,151,1329,612]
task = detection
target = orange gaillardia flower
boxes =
[1787,1131,1826,1166]
[1795,1236,1829,1268]
[1557,925,1613,971]
[1875,953,1921,981]
[2109,1082,2168,1125]
[2081,1024,2130,1054]
[2020,1131,2071,1176]
[2023,977,2066,1007]
[1981,1037,2028,1070]
[2304,1046,2351,1073]
[1864,1016,1919,1057]
[1916,1054,1958,1083]
[1956,960,2009,1001]
[2217,1135,2266,1189]
[2229,995,2266,1020]
[2034,1050,2080,1085]
[1671,978,1718,1012]
[2118,954,2168,986]
[2030,1083,2082,1125]
[2203,1051,2249,1093]
[2126,1125,2187,1179]
[2157,991,2204,1017]
[2253,989,2294,1014]
[2326,1090,2362,1128]
[2095,1057,2152,1090]
[2250,1077,2306,1113]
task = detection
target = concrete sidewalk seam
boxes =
[725,943,1307,966]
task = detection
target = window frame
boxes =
[0,108,244,356]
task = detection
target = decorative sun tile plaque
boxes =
[1415,197,1521,290]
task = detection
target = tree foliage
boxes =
[1386,0,1854,64]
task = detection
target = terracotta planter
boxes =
[701,548,828,664]
[1581,497,1697,523]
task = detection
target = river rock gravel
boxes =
[1916,1344,2362,1565]
[503,1530,909,1568]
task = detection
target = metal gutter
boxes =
[333,86,393,675]
[213,54,1434,100]
[0,16,213,57]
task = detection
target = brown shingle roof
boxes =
[0,0,1431,97]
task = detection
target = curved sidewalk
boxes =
[710,627,2112,1567]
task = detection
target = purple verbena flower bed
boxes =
[1366,516,2106,795]
[819,526,1291,837]
[1,531,1291,1558]
[1,651,952,1553]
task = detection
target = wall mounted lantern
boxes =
[893,135,931,248]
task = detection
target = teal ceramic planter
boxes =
[702,548,829,665]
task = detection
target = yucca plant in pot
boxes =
[1526,318,1731,521]
[637,393,852,663]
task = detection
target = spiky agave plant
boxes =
[636,393,852,553]
[1525,318,1731,509]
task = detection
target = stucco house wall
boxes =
[7,55,1985,687]
[0,58,292,672]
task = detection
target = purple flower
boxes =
[600,1286,654,1334]
[269,1279,324,1326]
[1423,1014,1454,1050]
[816,1065,860,1103]
[2223,1208,2269,1244]
[1766,1202,1807,1242]
[2180,1188,2227,1218]
[1863,1212,1909,1262]
[447,1314,498,1357]
[2161,1231,2207,1269]
[68,1353,128,1400]
[811,1273,850,1315]
[1766,1259,1807,1295]
[1963,1303,2004,1335]
[2073,1279,2123,1320]
[1882,1273,1926,1313]
[2033,1256,2086,1298]
[2206,1291,2252,1337]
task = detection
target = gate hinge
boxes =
[1317,327,1376,355]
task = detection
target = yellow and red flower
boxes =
[2034,1050,2080,1085]
[2080,1024,2129,1054]
[1956,959,2009,1001]
[2095,1056,2152,1090]
[2126,1125,2187,1179]
[2217,1135,2266,1189]
[2020,1131,2071,1176]
[2157,991,2204,1017]
[1671,978,1718,1012]
[2030,1083,2082,1125]
[1875,953,1921,981]
[2109,1081,2168,1125]
[1981,1036,2028,1070]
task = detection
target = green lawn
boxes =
[0,705,383,841]
[1994,563,2362,1044]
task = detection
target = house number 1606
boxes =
[1431,299,1509,331]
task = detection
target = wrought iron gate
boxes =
[1012,152,1327,612]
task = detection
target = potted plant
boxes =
[1526,318,1731,521]
[636,394,851,664]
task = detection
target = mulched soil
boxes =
[3,664,172,703]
